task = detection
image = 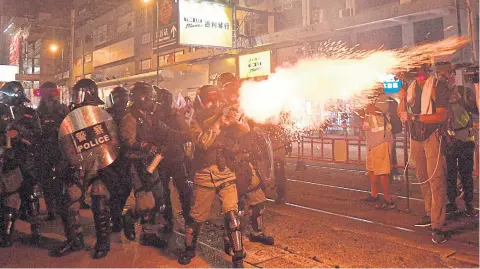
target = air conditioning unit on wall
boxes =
[339,8,355,18]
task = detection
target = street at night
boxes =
[0,0,479,268]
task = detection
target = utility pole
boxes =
[466,0,478,63]
[71,9,75,89]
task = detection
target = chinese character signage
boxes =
[9,31,21,66]
[239,51,271,79]
[379,74,402,94]
[154,0,179,52]
[71,122,112,153]
[178,0,233,48]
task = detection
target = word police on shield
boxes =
[72,122,111,153]
[58,106,119,172]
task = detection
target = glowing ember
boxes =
[239,37,469,129]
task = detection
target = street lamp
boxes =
[141,0,160,86]
[50,43,64,85]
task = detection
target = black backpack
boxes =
[385,97,403,135]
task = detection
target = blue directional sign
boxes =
[380,74,402,94]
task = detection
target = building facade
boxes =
[67,0,478,105]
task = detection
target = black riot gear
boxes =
[222,82,241,104]
[215,72,237,89]
[153,86,173,122]
[70,79,104,108]
[194,85,219,110]
[39,81,59,102]
[0,81,29,106]
[109,86,128,108]
[130,82,157,112]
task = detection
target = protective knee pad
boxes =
[25,191,41,218]
[225,210,243,253]
[250,203,266,232]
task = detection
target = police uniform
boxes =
[120,83,190,244]
[52,79,114,259]
[36,98,69,220]
[178,105,247,267]
[0,81,42,248]
[105,104,131,232]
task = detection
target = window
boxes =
[75,39,81,48]
[357,25,403,50]
[355,0,398,12]
[84,54,92,63]
[244,13,268,36]
[414,17,444,44]
[274,0,302,31]
[141,32,151,44]
[141,59,151,70]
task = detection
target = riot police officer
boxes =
[105,86,131,232]
[220,81,275,250]
[36,81,69,221]
[152,86,192,231]
[51,79,113,259]
[178,85,249,268]
[0,81,42,247]
[120,82,190,246]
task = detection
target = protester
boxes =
[359,87,395,209]
[398,63,449,244]
[444,68,478,217]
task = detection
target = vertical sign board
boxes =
[154,0,179,52]
[178,0,233,48]
[9,32,21,66]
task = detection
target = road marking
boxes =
[266,198,416,233]
[287,178,425,202]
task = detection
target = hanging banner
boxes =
[9,31,21,66]
[239,51,271,79]
[178,0,233,48]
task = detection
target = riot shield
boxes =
[58,105,119,172]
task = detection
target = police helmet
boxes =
[194,85,219,110]
[71,79,104,107]
[215,72,237,89]
[109,86,128,107]
[0,81,30,106]
[39,81,59,99]
[130,82,157,112]
[221,81,241,103]
[153,86,173,109]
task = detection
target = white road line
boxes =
[266,198,416,233]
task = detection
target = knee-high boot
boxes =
[92,196,112,259]
[0,207,18,248]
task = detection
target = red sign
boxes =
[9,32,21,66]
[33,88,61,97]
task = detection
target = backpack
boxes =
[385,97,403,135]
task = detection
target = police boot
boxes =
[92,196,112,259]
[178,221,201,265]
[0,207,18,248]
[51,212,85,257]
[123,209,138,241]
[110,200,123,233]
[26,192,42,244]
[250,203,274,245]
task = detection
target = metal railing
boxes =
[289,124,480,176]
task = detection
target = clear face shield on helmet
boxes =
[71,87,86,106]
